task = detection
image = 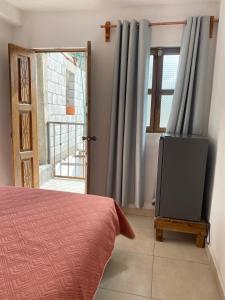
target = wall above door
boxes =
[6,0,220,12]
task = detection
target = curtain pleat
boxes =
[167,16,213,135]
[106,19,151,208]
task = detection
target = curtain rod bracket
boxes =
[209,16,215,38]
[100,21,117,42]
[100,17,219,42]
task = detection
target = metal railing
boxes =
[47,121,86,179]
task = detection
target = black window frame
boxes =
[146,47,180,133]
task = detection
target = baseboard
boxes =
[206,246,225,300]
[122,207,155,217]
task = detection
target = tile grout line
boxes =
[100,286,150,299]
[153,253,211,266]
[114,248,154,258]
[150,235,156,299]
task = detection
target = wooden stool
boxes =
[154,217,209,248]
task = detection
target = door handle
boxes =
[82,136,97,142]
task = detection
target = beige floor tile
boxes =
[126,215,154,229]
[115,227,154,256]
[152,256,221,300]
[154,231,209,264]
[94,288,150,299]
[100,250,153,297]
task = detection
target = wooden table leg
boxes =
[154,217,208,248]
[156,229,163,242]
[196,234,205,248]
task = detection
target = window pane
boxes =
[148,55,154,89]
[162,55,179,90]
[160,95,173,128]
[146,94,152,127]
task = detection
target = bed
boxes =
[0,186,134,300]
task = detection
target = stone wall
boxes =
[37,52,86,177]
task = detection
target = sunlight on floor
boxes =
[41,178,85,194]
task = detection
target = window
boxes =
[146,48,180,133]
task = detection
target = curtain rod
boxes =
[100,16,219,42]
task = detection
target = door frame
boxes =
[33,42,91,193]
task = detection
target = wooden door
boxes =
[9,44,39,188]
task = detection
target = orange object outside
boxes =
[66,106,76,115]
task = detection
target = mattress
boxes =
[0,186,134,300]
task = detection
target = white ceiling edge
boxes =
[5,0,220,13]
[0,0,21,26]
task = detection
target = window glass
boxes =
[162,55,179,90]
[160,95,173,128]
[146,49,180,132]
[146,94,152,127]
[148,55,154,89]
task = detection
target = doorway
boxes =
[37,51,87,193]
[8,43,92,193]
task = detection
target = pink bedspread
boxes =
[0,186,134,300]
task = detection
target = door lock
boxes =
[82,136,97,142]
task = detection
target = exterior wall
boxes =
[66,70,75,108]
[38,52,86,174]
[46,53,85,124]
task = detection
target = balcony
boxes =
[40,121,86,193]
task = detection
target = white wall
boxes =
[0,19,13,185]
[208,0,225,295]
[4,3,219,196]
[0,0,21,26]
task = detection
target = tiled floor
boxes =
[95,214,221,300]
[41,178,85,193]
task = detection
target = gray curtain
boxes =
[106,19,151,208]
[167,16,213,135]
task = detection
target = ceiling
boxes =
[6,0,220,12]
